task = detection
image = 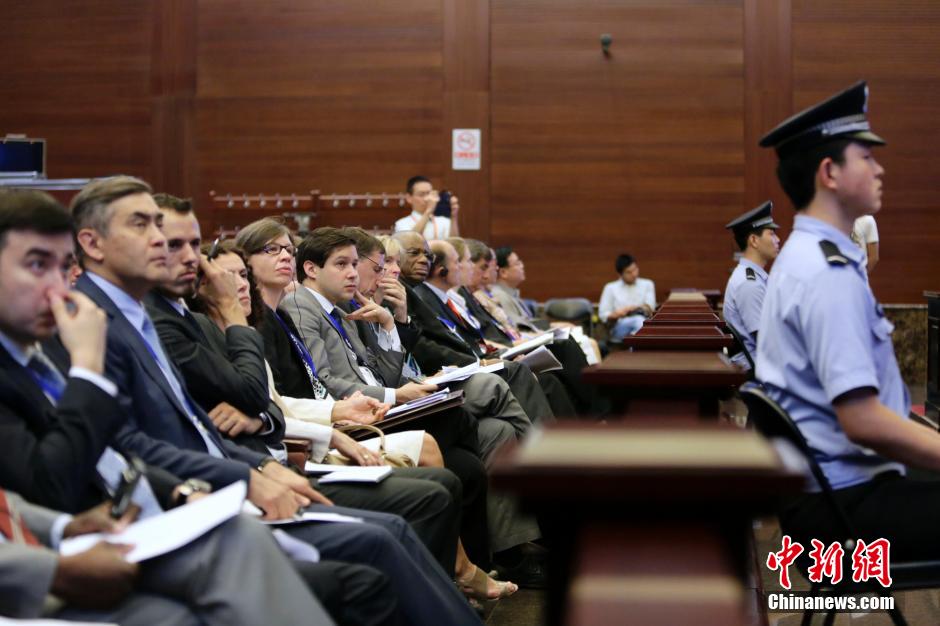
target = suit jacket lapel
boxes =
[0,345,56,431]
[418,285,483,355]
[146,293,207,343]
[295,288,371,385]
[76,276,193,419]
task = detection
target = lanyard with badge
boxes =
[271,310,322,388]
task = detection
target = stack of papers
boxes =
[302,462,393,484]
[243,500,365,525]
[318,466,392,484]
[518,345,563,374]
[502,332,555,359]
[386,388,452,416]
[60,481,247,563]
[422,362,479,385]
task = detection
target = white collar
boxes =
[305,285,336,316]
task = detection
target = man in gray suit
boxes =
[0,489,334,624]
[282,227,546,585]
[282,227,533,456]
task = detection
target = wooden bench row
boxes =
[492,289,793,625]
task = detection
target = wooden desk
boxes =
[624,325,733,351]
[645,318,728,330]
[582,350,746,416]
[650,312,721,323]
[667,290,708,303]
[491,422,803,626]
[658,303,715,314]
[667,289,721,309]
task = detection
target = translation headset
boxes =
[429,250,449,278]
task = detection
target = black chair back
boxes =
[544,297,594,335]
[739,383,855,538]
[725,320,756,378]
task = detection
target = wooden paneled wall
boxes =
[2,0,937,301]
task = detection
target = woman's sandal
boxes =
[458,565,519,601]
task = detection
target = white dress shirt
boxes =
[598,277,656,323]
[393,211,452,240]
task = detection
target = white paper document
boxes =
[0,618,116,626]
[304,462,393,483]
[242,501,365,525]
[422,362,481,385]
[263,512,365,526]
[386,388,452,416]
[318,466,392,484]
[479,361,505,375]
[501,332,555,360]
[60,481,247,563]
[519,345,564,374]
[552,326,571,341]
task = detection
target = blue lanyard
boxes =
[326,309,358,355]
[438,315,458,332]
[271,310,319,385]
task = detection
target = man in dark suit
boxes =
[145,198,474,563]
[67,176,482,625]
[0,189,395,625]
[455,237,602,416]
[394,232,569,420]
[144,194,283,456]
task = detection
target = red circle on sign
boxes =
[456,132,476,151]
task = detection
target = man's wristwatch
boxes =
[257,457,279,473]
[174,478,212,507]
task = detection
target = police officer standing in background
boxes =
[722,201,780,367]
[756,81,940,560]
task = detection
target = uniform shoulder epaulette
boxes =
[745,267,757,281]
[819,240,849,265]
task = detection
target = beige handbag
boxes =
[326,424,416,468]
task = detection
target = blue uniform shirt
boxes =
[723,258,768,367]
[756,215,909,491]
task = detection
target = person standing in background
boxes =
[852,215,879,273]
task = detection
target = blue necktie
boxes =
[27,351,67,403]
[26,351,164,516]
[139,315,225,458]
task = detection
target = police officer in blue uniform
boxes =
[723,201,780,367]
[757,81,938,560]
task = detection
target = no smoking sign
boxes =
[452,128,481,170]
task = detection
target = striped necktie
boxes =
[0,490,40,546]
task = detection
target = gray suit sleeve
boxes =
[357,321,408,388]
[283,292,388,402]
[10,492,62,545]
[0,542,58,617]
[0,493,60,618]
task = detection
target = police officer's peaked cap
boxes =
[759,81,885,159]
[725,201,779,239]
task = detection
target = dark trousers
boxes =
[284,507,483,625]
[536,372,577,418]
[312,467,461,575]
[293,560,400,626]
[780,472,940,561]
[410,407,492,569]
[547,337,609,416]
